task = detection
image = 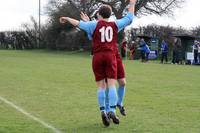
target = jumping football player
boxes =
[59,0,137,126]
[80,11,127,116]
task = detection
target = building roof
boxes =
[136,35,152,39]
[172,35,196,40]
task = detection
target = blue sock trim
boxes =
[97,89,106,112]
[117,86,125,106]
[108,86,118,113]
[100,107,105,111]
[105,89,110,113]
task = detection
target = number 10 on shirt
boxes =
[99,26,113,43]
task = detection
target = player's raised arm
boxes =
[59,16,97,40]
[80,12,90,22]
[59,17,80,27]
[115,0,137,32]
[128,0,137,14]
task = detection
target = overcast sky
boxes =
[0,0,48,31]
[0,0,199,31]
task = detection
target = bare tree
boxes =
[47,0,185,18]
[43,0,185,50]
[22,16,39,48]
[135,0,185,16]
[192,26,200,37]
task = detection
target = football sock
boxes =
[97,88,106,112]
[117,86,125,106]
[108,86,118,113]
[105,88,110,113]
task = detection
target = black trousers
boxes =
[121,48,126,58]
[198,53,200,63]
[194,51,198,63]
[141,51,145,62]
[172,51,178,64]
[161,52,168,63]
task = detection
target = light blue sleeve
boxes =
[78,20,97,40]
[115,12,134,32]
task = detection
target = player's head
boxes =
[195,40,199,44]
[98,4,112,19]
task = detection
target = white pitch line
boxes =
[0,96,61,133]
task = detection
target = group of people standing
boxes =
[141,39,169,64]
[120,38,169,63]
[119,37,199,65]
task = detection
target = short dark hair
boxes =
[94,11,99,20]
[98,5,112,19]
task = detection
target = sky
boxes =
[0,0,48,31]
[133,0,200,29]
[0,0,200,31]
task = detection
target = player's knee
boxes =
[107,78,117,88]
[118,79,126,87]
[96,79,107,89]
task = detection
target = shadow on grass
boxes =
[61,122,118,133]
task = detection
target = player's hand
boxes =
[59,17,68,24]
[129,0,137,5]
[80,12,90,22]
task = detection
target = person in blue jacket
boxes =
[139,39,150,62]
[193,40,199,64]
[144,43,150,62]
[160,40,168,63]
[139,39,146,62]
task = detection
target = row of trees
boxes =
[1,24,199,50]
[42,0,187,50]
[2,0,200,51]
[0,31,31,49]
[0,16,46,50]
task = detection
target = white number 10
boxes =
[99,26,113,43]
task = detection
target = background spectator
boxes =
[144,43,150,62]
[129,41,135,60]
[121,39,127,58]
[172,38,179,64]
[139,38,146,62]
[160,40,168,63]
[193,40,198,64]
[198,41,200,63]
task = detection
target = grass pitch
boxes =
[0,50,200,133]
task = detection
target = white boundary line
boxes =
[0,96,61,133]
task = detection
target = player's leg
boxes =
[105,53,119,124]
[107,78,119,124]
[107,79,117,113]
[96,80,106,112]
[96,80,110,127]
[105,79,110,113]
[92,54,110,127]
[116,58,126,116]
[117,78,126,116]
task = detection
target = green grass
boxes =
[0,50,200,133]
